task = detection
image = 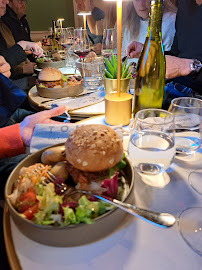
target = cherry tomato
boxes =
[22,202,39,220]
[17,191,37,213]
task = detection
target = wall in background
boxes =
[26,0,75,31]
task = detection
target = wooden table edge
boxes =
[3,204,22,270]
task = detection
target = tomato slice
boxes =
[22,202,39,220]
[17,191,37,213]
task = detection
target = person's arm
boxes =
[165,55,192,79]
[0,43,27,69]
[0,106,66,159]
[0,124,25,159]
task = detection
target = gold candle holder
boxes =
[105,92,133,126]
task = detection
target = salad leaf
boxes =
[34,183,62,225]
[38,83,47,88]
[62,74,68,82]
[62,206,77,226]
[36,57,44,63]
[75,196,110,224]
[101,172,118,198]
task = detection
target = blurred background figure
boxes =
[123,0,177,58]
[0,0,43,80]
[2,0,31,42]
[74,0,105,54]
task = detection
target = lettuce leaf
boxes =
[34,183,62,225]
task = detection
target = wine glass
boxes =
[178,207,202,255]
[101,28,117,58]
[127,109,175,187]
[168,97,202,156]
[60,27,74,51]
[73,28,91,58]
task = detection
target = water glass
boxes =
[101,28,117,58]
[168,97,202,156]
[82,57,104,90]
[128,109,175,175]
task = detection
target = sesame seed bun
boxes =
[65,125,123,172]
[38,67,62,81]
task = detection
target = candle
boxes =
[77,11,91,30]
[57,18,64,29]
[83,14,87,30]
[116,0,122,97]
[104,0,133,126]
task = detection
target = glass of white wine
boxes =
[128,109,175,186]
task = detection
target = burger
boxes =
[65,124,123,191]
[36,67,63,88]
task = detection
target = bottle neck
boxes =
[146,0,164,39]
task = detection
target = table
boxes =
[3,117,202,270]
[28,86,105,121]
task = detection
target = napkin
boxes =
[42,91,105,112]
[30,123,124,153]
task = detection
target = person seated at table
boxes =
[2,0,31,42]
[0,0,43,79]
[74,0,105,54]
[122,0,177,58]
[125,0,202,106]
[0,66,66,269]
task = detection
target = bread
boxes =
[38,67,62,81]
[65,125,123,172]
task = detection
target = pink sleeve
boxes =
[0,124,26,159]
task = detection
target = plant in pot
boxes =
[103,52,132,95]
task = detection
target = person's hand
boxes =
[93,43,102,55]
[19,106,66,147]
[0,56,11,78]
[17,41,44,57]
[165,55,192,79]
[125,40,143,58]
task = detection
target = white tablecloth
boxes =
[10,116,202,270]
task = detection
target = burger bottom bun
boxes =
[65,125,123,172]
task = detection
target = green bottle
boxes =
[52,20,58,51]
[134,0,165,114]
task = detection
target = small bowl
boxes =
[5,144,134,247]
[36,83,84,99]
[37,60,66,69]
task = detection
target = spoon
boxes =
[69,190,176,228]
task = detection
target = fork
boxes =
[43,169,176,228]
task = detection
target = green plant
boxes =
[103,52,132,79]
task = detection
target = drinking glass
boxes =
[168,97,202,156]
[73,28,91,58]
[101,28,117,58]
[82,57,104,90]
[128,109,175,175]
[178,207,202,255]
[60,27,74,51]
[59,27,75,67]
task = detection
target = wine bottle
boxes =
[52,20,58,51]
[134,0,165,114]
